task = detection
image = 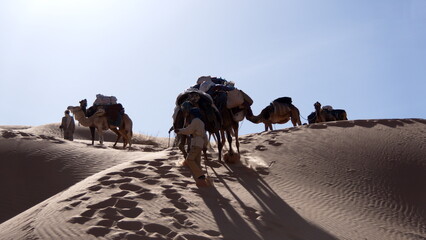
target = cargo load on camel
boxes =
[194,76,253,122]
[93,94,118,106]
[86,94,125,127]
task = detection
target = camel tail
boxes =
[343,112,348,121]
[291,104,302,126]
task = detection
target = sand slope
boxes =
[0,119,425,240]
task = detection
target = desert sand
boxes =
[0,119,425,240]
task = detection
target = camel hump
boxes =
[274,97,292,105]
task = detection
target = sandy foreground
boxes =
[0,119,425,240]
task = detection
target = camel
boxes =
[246,97,302,131]
[67,105,133,149]
[212,92,252,158]
[313,101,348,123]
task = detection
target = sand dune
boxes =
[0,119,425,240]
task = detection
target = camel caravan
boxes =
[64,76,347,156]
[170,76,348,163]
[67,94,133,149]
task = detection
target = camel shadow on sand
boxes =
[198,163,337,240]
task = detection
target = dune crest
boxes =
[0,119,425,240]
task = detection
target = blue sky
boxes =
[1,0,425,137]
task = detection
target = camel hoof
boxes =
[224,152,240,164]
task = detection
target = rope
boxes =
[300,114,309,121]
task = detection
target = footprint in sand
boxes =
[144,223,173,236]
[100,177,132,187]
[168,151,179,156]
[68,216,91,224]
[255,145,268,151]
[118,207,143,218]
[97,176,111,182]
[160,208,176,215]
[97,207,124,221]
[96,219,114,228]
[266,140,283,147]
[87,226,110,237]
[203,230,222,237]
[163,189,180,200]
[111,191,129,198]
[134,160,150,165]
[106,171,122,176]
[143,179,160,185]
[80,209,97,218]
[121,171,148,179]
[117,220,143,231]
[155,158,168,161]
[88,185,102,192]
[119,183,142,192]
[173,214,188,225]
[60,193,86,203]
[87,198,118,209]
[122,166,145,172]
[148,161,164,167]
[182,234,212,240]
[155,165,173,173]
[115,199,138,209]
[137,192,157,201]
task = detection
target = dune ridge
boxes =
[0,119,425,240]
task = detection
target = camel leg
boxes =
[127,130,132,148]
[233,121,240,153]
[97,128,104,145]
[118,129,129,149]
[265,123,272,131]
[215,131,222,162]
[90,126,96,145]
[220,130,226,151]
[110,127,122,148]
[226,130,234,154]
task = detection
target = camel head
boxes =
[67,106,81,113]
[79,99,87,108]
[314,102,322,111]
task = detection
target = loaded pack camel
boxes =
[313,101,348,123]
[67,105,133,149]
[246,97,302,131]
[211,89,253,161]
[173,91,223,161]
[174,85,252,162]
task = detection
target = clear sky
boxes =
[1,0,425,137]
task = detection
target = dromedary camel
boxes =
[314,101,348,123]
[212,89,252,160]
[246,97,302,131]
[173,91,223,161]
[67,106,133,149]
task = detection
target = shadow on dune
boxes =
[199,164,337,240]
